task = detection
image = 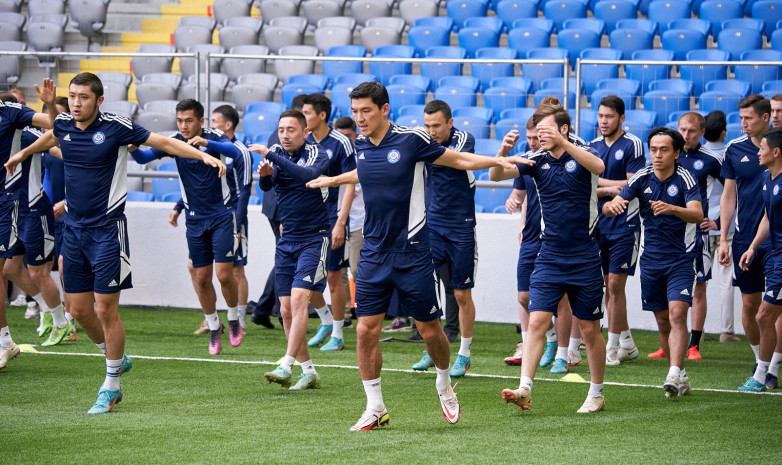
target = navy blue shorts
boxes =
[430,224,477,290]
[18,198,56,266]
[516,242,539,292]
[695,233,713,283]
[62,219,132,294]
[640,256,695,312]
[599,231,639,276]
[185,212,237,269]
[54,219,63,259]
[326,221,349,272]
[234,219,248,267]
[354,247,442,322]
[275,234,329,297]
[528,251,604,320]
[732,241,773,295]
[0,199,20,259]
[764,251,782,306]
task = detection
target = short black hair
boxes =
[70,72,103,99]
[303,93,332,121]
[0,92,17,103]
[648,126,685,153]
[424,99,452,121]
[278,109,307,129]
[738,94,771,117]
[290,94,307,111]
[598,95,625,116]
[334,116,356,131]
[43,96,69,114]
[763,127,782,152]
[212,104,239,130]
[349,81,389,109]
[704,110,726,142]
[176,99,204,119]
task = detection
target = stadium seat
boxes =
[336,73,378,87]
[329,83,354,118]
[0,0,22,11]
[491,76,534,92]
[387,85,427,116]
[642,90,691,128]
[474,187,508,212]
[700,0,744,37]
[97,72,132,101]
[699,90,744,114]
[223,17,262,35]
[648,79,693,96]
[173,24,212,51]
[499,109,535,125]
[322,45,366,83]
[213,0,253,24]
[507,27,551,57]
[69,0,109,50]
[562,18,606,36]
[219,25,259,50]
[557,28,601,65]
[259,0,298,25]
[135,83,177,109]
[615,18,658,35]
[453,106,494,123]
[591,88,636,110]
[735,49,782,94]
[512,18,556,34]
[625,49,675,88]
[152,177,181,202]
[420,46,467,84]
[414,16,456,32]
[280,83,321,108]
[772,28,782,52]
[131,44,175,79]
[647,0,690,33]
[762,79,782,94]
[678,49,729,96]
[717,28,763,60]
[474,204,486,213]
[231,84,273,113]
[593,0,638,32]
[495,0,538,32]
[434,85,477,108]
[180,73,229,102]
[263,26,303,53]
[28,0,65,16]
[247,195,262,205]
[484,86,529,120]
[667,110,703,123]
[752,1,782,38]
[222,45,268,83]
[366,17,406,35]
[127,191,154,202]
[474,138,501,156]
[573,108,598,141]
[609,28,654,59]
[579,48,622,96]
[287,74,329,91]
[26,15,66,55]
[397,104,427,117]
[662,29,707,61]
[389,74,432,92]
[458,27,500,58]
[543,0,588,33]
[399,0,439,27]
[472,47,517,92]
[0,13,24,41]
[242,111,280,138]
[705,79,751,98]
[438,76,481,93]
[726,111,741,124]
[446,0,488,30]
[137,112,178,134]
[541,77,583,94]
[534,88,577,108]
[722,18,765,37]
[179,44,224,80]
[102,100,139,119]
[318,16,357,32]
[667,19,710,38]
[313,26,353,54]
[465,17,505,34]
[158,192,181,203]
[408,25,451,57]
[453,115,491,138]
[625,109,658,128]
[596,78,642,97]
[369,45,416,85]
[302,1,343,28]
[361,26,402,51]
[274,45,318,83]
[522,48,567,92]
[246,101,287,114]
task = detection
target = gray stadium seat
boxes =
[274,45,318,82]
[97,71,133,88]
[270,16,308,35]
[141,72,182,90]
[135,82,178,108]
[180,73,229,101]
[0,41,25,87]
[366,17,405,35]
[236,72,279,87]
[101,100,139,118]
[259,0,299,25]
[69,0,109,50]
[314,25,353,53]
[360,26,401,50]
[222,17,262,35]
[28,0,65,16]
[317,17,356,32]
[131,44,176,79]
[26,16,66,54]
[136,112,178,134]
[179,44,225,79]
[0,0,23,12]
[223,45,269,83]
[219,26,259,48]
[97,72,133,102]
[179,16,217,33]
[231,83,275,112]
[213,0,253,24]
[399,0,438,27]
[262,26,304,53]
[302,0,344,28]
[173,24,213,50]
[142,100,179,115]
[0,16,23,42]
[350,0,392,27]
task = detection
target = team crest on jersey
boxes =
[667,185,679,197]
[387,149,401,164]
[565,160,577,173]
[694,160,704,170]
[199,146,207,151]
[614,150,624,160]
[774,185,780,195]
[92,131,105,144]
[297,158,306,166]
[326,149,333,159]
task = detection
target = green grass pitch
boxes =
[2,306,781,464]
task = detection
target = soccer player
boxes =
[764,100,782,387]
[130,99,241,354]
[250,110,330,391]
[718,95,773,375]
[590,95,645,366]
[301,93,356,352]
[492,98,607,414]
[603,127,703,400]
[737,127,782,391]
[771,94,782,128]
[676,113,724,360]
[5,72,225,412]
[307,81,525,430]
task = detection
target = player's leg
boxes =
[212,214,240,345]
[689,235,712,359]
[192,263,223,354]
[30,261,71,346]
[732,240,763,363]
[321,269,347,350]
[550,297,572,374]
[0,255,20,371]
[307,291,333,347]
[741,258,782,391]
[654,310,672,361]
[448,226,477,377]
[2,255,49,336]
[715,235,739,342]
[505,290,529,365]
[576,318,606,412]
[604,231,640,365]
[663,301,691,399]
[235,222,249,332]
[770,316,782,388]
[289,287,322,390]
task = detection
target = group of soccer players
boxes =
[1,73,780,427]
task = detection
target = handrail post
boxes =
[563,58,570,111]
[194,51,201,100]
[205,52,211,112]
[575,58,582,139]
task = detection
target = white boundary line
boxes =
[29,350,782,396]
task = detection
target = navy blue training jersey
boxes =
[515,140,601,257]
[722,135,766,244]
[53,112,150,227]
[355,123,446,252]
[1,100,36,201]
[619,164,701,261]
[260,141,330,240]
[763,170,782,251]
[225,136,252,227]
[590,131,646,234]
[307,128,356,222]
[19,127,48,211]
[42,152,64,206]
[678,143,723,221]
[426,127,476,229]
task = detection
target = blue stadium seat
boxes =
[507,27,551,57]
[323,45,366,84]
[726,111,741,124]
[625,49,675,87]
[596,78,643,96]
[647,0,690,33]
[245,101,286,114]
[534,88,577,108]
[667,19,711,37]
[522,48,567,92]
[458,26,500,58]
[484,86,529,120]
[648,79,693,96]
[609,28,654,59]
[557,28,601,65]
[438,75,481,93]
[334,73,377,88]
[580,48,622,96]
[735,49,782,94]
[625,109,658,127]
[251,132,272,144]
[745,0,761,16]
[330,82,354,118]
[495,0,538,32]
[453,115,491,138]
[152,177,180,201]
[387,84,426,117]
[772,28,782,52]
[491,76,534,92]
[454,106,494,123]
[127,191,154,202]
[407,25,450,57]
[543,0,588,32]
[726,121,743,141]
[394,114,423,126]
[572,108,598,141]
[700,0,744,37]
[591,88,637,110]
[475,186,509,212]
[474,138,502,156]
[500,107,535,122]
[593,0,638,32]
[397,104,427,117]
[464,16,504,34]
[243,111,279,137]
[420,46,467,84]
[492,205,508,214]
[699,90,744,114]
[662,29,707,61]
[705,79,751,98]
[280,83,322,108]
[667,110,704,124]
[512,18,556,34]
[248,195,261,205]
[475,204,486,213]
[287,74,329,91]
[434,85,477,107]
[752,1,782,38]
[446,0,487,30]
[722,18,765,37]
[717,28,763,60]
[642,90,691,128]
[157,161,178,172]
[368,45,416,85]
[541,77,583,93]
[494,118,526,142]
[588,0,640,11]
[762,79,782,94]
[389,74,432,92]
[473,47,517,92]
[413,16,456,32]
[615,18,658,35]
[562,18,606,35]
[679,49,730,96]
[160,192,181,203]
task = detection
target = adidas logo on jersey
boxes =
[108,279,118,287]
[680,289,689,296]
[741,155,750,162]
[359,152,365,160]
[0,245,5,251]
[620,263,629,269]
[35,255,43,261]
[464,277,472,284]
[541,163,551,170]
[225,250,233,257]
[302,276,312,283]
[593,307,600,314]
[63,134,71,141]
[430,305,437,314]
[644,187,653,194]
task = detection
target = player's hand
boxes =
[247,144,269,157]
[128,144,138,152]
[718,241,731,266]
[700,218,718,232]
[202,155,226,177]
[168,209,180,227]
[505,195,521,214]
[34,78,56,105]
[650,200,674,216]
[739,247,755,271]
[598,186,622,198]
[53,200,65,219]
[499,130,520,155]
[187,136,208,147]
[331,222,345,249]
[4,153,24,175]
[501,155,533,170]
[605,198,629,216]
[306,176,335,188]
[536,123,566,148]
[258,160,274,177]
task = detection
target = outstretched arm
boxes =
[6,130,59,174]
[144,133,226,176]
[489,130,527,181]
[306,169,359,188]
[538,124,604,175]
[649,199,703,223]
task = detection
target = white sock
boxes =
[227,306,238,321]
[588,382,604,397]
[521,331,527,342]
[300,359,316,375]
[519,375,533,391]
[50,303,67,329]
[458,337,472,357]
[751,344,760,362]
[619,330,635,349]
[315,305,333,325]
[769,352,782,377]
[38,311,45,329]
[237,305,247,329]
[31,293,48,312]
[0,326,13,348]
[332,319,344,339]
[435,365,451,393]
[556,346,568,360]
[545,327,556,343]
[363,377,384,411]
[96,342,106,355]
[680,368,688,379]
[607,332,619,348]
[280,355,295,373]
[102,358,122,391]
[667,365,682,378]
[205,312,220,331]
[64,312,75,325]
[754,361,769,384]
[568,337,582,354]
